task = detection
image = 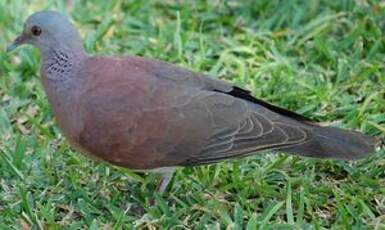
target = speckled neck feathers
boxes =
[41,48,85,90]
[43,49,73,79]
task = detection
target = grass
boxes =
[1,0,385,229]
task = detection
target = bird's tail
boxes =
[280,125,377,160]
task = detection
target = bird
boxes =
[7,10,376,196]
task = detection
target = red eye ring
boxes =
[31,25,42,36]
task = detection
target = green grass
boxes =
[1,0,385,229]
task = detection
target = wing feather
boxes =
[183,109,312,166]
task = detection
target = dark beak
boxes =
[6,34,28,52]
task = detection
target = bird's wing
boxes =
[151,59,314,123]
[187,113,311,165]
[149,60,314,166]
[174,93,312,166]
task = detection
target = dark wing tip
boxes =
[222,86,316,124]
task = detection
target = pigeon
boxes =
[7,11,376,194]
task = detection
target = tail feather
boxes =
[280,126,376,160]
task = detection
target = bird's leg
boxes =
[155,170,175,194]
[150,168,175,205]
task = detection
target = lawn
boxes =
[1,0,385,229]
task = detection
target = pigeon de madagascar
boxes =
[7,11,376,195]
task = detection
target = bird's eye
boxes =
[31,25,42,36]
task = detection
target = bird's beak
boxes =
[6,34,28,52]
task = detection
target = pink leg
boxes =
[150,169,175,205]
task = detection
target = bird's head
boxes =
[6,10,84,55]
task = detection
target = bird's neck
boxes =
[41,47,86,88]
[40,47,87,117]
[40,47,87,138]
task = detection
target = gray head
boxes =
[7,11,84,55]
